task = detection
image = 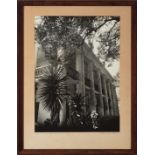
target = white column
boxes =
[89,62,97,111]
[75,49,86,115]
[111,85,119,116]
[110,84,116,116]
[75,49,85,96]
[97,71,104,116]
[102,76,110,116]
[107,80,114,116]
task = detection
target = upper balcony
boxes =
[36,64,80,81]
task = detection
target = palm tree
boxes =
[36,65,68,127]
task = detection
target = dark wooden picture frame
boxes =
[17,0,137,155]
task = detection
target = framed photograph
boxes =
[18,0,137,155]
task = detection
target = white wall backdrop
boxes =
[138,0,155,155]
[0,0,17,155]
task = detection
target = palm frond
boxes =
[36,65,67,113]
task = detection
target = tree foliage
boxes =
[35,16,120,62]
[113,72,120,87]
[97,21,120,61]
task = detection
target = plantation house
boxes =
[35,42,119,124]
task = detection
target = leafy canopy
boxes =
[35,16,120,62]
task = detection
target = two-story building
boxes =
[35,41,119,124]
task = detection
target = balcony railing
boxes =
[36,65,80,81]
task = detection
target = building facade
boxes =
[35,42,119,124]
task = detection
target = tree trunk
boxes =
[59,101,66,127]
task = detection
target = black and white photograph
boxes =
[35,16,120,132]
